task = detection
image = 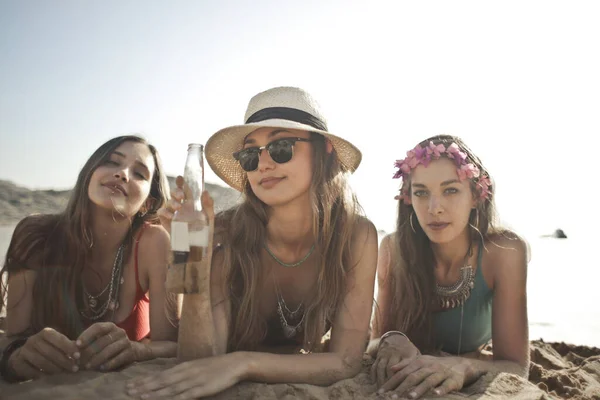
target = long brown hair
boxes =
[0,135,169,338]
[385,134,502,351]
[216,132,364,352]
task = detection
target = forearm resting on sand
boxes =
[463,357,529,380]
[133,340,177,362]
[241,350,362,386]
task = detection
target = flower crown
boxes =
[393,141,492,204]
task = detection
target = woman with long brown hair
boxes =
[0,135,178,383]
[368,135,529,399]
[126,87,378,399]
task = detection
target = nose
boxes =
[257,146,275,172]
[114,168,130,182]
[428,194,443,215]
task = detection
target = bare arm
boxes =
[134,225,178,361]
[469,234,529,377]
[380,235,530,398]
[367,234,394,356]
[128,218,379,398]
[4,269,79,379]
[5,269,36,338]
[241,218,378,384]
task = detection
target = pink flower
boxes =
[478,176,492,200]
[427,142,445,158]
[394,189,412,204]
[446,143,467,164]
[457,163,480,180]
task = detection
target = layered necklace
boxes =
[264,243,315,268]
[434,247,476,310]
[265,241,314,338]
[434,245,477,355]
[272,275,305,339]
[80,243,126,321]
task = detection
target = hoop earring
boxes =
[472,208,479,228]
[410,212,417,234]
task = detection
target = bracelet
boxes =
[378,331,409,350]
[0,337,28,383]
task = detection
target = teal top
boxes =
[432,244,493,354]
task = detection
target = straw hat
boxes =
[205,86,362,192]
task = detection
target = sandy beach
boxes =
[1,338,599,400]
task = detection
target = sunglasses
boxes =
[233,137,313,172]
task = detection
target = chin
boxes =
[424,230,459,245]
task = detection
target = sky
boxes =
[1,0,599,236]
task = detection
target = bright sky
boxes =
[1,0,599,235]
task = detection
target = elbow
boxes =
[321,353,362,386]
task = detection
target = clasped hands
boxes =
[8,322,140,380]
[371,334,470,399]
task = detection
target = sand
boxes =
[1,339,599,400]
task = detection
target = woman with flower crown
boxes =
[368,135,529,399]
[126,87,378,399]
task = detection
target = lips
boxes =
[427,222,449,231]
[103,182,127,196]
[259,176,285,187]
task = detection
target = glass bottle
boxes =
[167,144,216,361]
[167,143,209,294]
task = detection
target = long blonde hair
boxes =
[216,132,364,352]
[386,135,503,351]
[0,136,169,338]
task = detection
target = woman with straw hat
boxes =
[127,86,378,398]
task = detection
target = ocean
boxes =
[0,224,597,348]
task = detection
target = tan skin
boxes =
[4,142,177,380]
[127,128,378,399]
[368,158,529,399]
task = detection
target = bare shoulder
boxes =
[137,224,170,270]
[352,216,378,243]
[484,230,529,282]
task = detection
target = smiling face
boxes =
[410,157,476,244]
[87,141,156,217]
[241,127,314,207]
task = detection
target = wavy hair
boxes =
[384,134,502,351]
[1,135,169,338]
[215,132,364,352]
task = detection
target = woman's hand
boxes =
[157,176,215,234]
[126,353,248,399]
[380,355,477,399]
[157,176,184,232]
[8,328,80,379]
[76,322,141,371]
[371,333,420,388]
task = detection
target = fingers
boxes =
[126,365,189,396]
[97,343,135,371]
[85,336,130,370]
[201,191,215,221]
[76,322,115,348]
[385,355,401,384]
[76,323,126,369]
[393,368,436,399]
[432,376,462,397]
[376,358,388,387]
[41,328,80,359]
[11,350,45,380]
[380,362,421,393]
[408,372,447,399]
[33,337,78,372]
[19,330,79,374]
[18,343,66,374]
[390,357,412,373]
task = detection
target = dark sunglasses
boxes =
[233,137,313,172]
